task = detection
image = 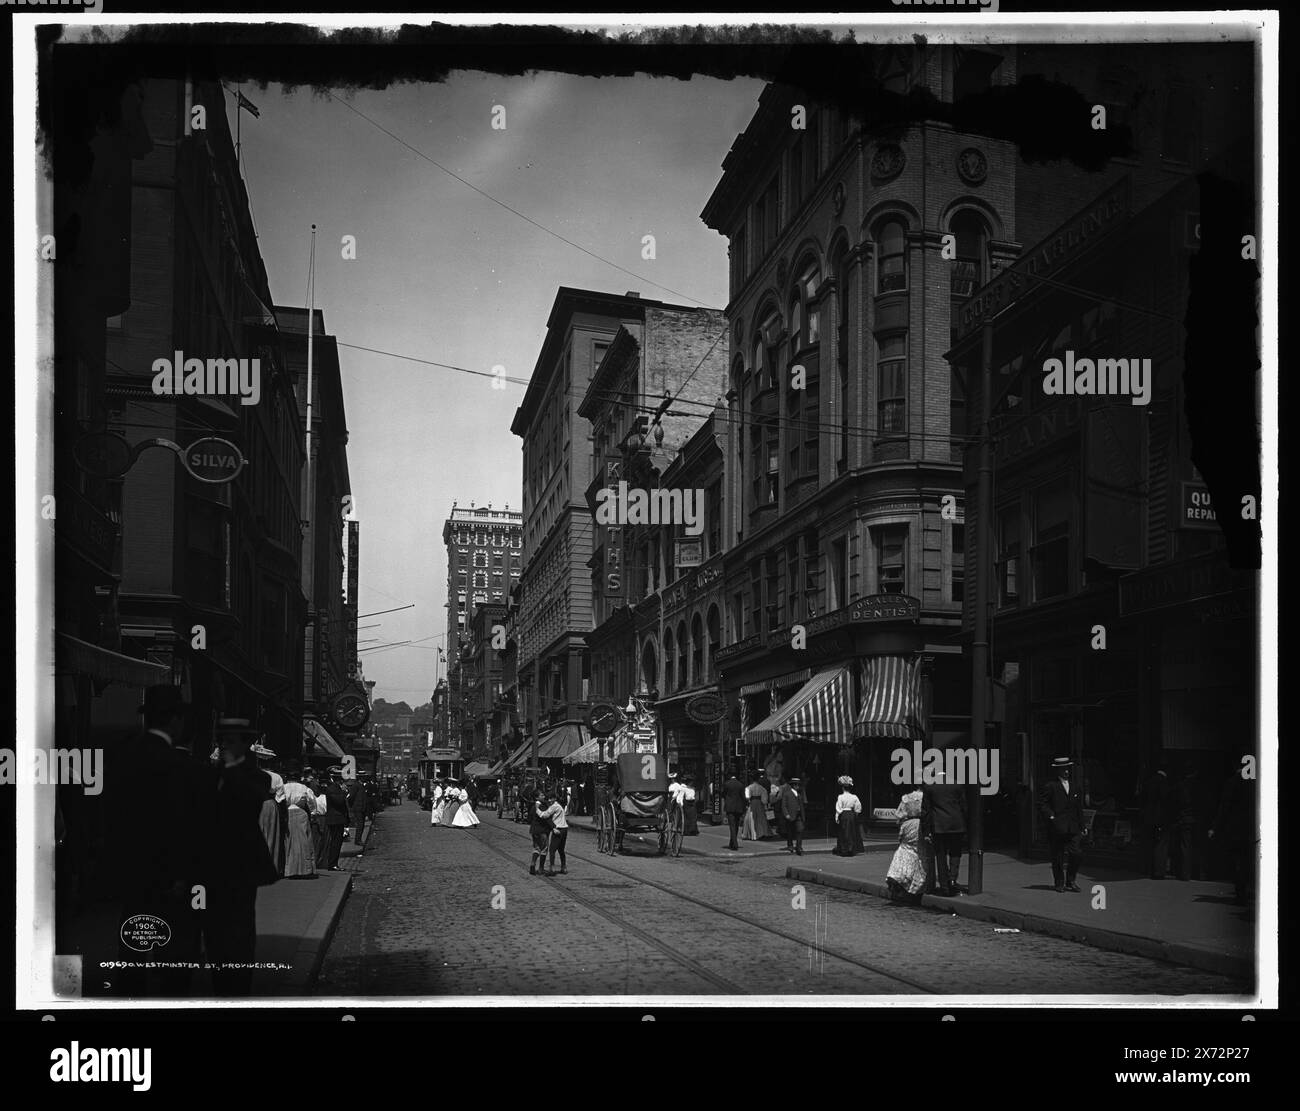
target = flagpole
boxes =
[305,224,316,471]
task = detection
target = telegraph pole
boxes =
[968,321,994,896]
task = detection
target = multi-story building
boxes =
[700,64,1010,824]
[277,305,361,755]
[87,79,308,760]
[947,44,1256,868]
[512,288,723,747]
[578,302,729,788]
[441,503,523,657]
[462,602,508,762]
[440,503,521,756]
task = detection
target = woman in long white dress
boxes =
[450,787,480,828]
[429,782,444,826]
[441,783,463,827]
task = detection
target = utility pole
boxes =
[968,321,994,896]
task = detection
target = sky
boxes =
[227,72,766,706]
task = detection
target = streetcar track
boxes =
[472,821,750,993]
[476,814,940,994]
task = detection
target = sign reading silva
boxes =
[184,436,245,484]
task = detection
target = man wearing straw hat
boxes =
[1038,755,1087,893]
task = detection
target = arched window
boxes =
[676,621,688,690]
[663,628,675,692]
[691,613,704,687]
[950,210,989,299]
[706,605,721,680]
[640,640,658,695]
[877,219,907,293]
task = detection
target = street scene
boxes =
[33,21,1266,1010]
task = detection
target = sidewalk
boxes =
[787,849,1255,981]
[569,814,1254,979]
[62,819,371,998]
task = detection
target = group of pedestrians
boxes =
[105,688,284,996]
[428,779,481,829]
[719,769,810,854]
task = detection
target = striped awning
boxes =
[854,655,925,741]
[302,717,346,758]
[55,633,170,687]
[505,723,589,767]
[562,731,641,765]
[743,667,854,746]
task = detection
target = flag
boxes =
[237,91,261,118]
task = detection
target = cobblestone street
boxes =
[314,807,1251,998]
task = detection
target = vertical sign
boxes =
[604,455,624,599]
[345,519,360,677]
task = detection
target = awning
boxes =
[743,667,854,746]
[302,717,346,758]
[854,655,925,741]
[563,731,641,765]
[463,760,495,778]
[55,633,170,687]
[506,723,589,767]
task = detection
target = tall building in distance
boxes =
[441,504,522,752]
[441,503,523,658]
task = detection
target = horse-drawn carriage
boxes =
[593,751,684,857]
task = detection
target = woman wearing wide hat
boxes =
[250,740,286,879]
[1038,756,1087,892]
[833,775,865,857]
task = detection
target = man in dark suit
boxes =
[922,771,968,896]
[722,769,747,850]
[206,718,279,996]
[1038,756,1086,893]
[322,768,351,870]
[779,776,807,855]
[107,685,210,997]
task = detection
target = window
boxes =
[676,622,688,689]
[876,526,906,594]
[748,563,763,638]
[950,364,967,454]
[877,220,907,293]
[706,481,722,558]
[476,531,487,546]
[997,505,1020,606]
[731,227,748,291]
[829,536,848,611]
[493,551,504,568]
[949,210,989,303]
[833,243,851,473]
[473,572,487,589]
[951,523,966,604]
[473,551,487,568]
[755,176,779,259]
[764,551,781,633]
[1032,480,1071,601]
[791,262,821,352]
[877,333,907,434]
[664,627,675,692]
[706,606,721,679]
[593,341,610,371]
[691,614,704,686]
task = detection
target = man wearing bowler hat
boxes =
[206,718,279,995]
[779,776,807,856]
[321,765,352,870]
[1038,756,1087,893]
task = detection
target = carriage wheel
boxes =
[657,817,668,856]
[596,805,608,854]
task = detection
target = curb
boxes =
[786,865,1252,982]
[292,871,353,992]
